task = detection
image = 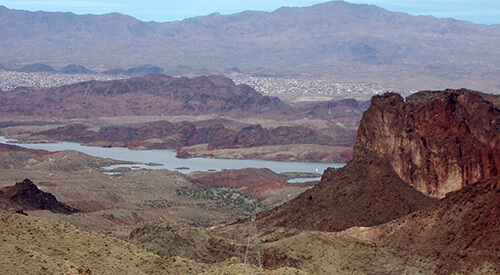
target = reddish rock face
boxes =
[175,150,192,159]
[355,89,500,197]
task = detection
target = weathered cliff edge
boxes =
[258,89,499,232]
[356,89,500,197]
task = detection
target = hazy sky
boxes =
[1,0,499,25]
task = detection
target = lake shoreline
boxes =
[0,136,346,176]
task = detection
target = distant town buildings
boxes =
[0,71,125,91]
[231,76,411,101]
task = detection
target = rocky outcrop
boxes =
[176,150,192,158]
[209,125,273,149]
[0,179,79,214]
[355,89,500,197]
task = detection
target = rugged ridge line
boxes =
[355,89,500,197]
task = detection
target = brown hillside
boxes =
[258,153,436,231]
[362,177,500,274]
[0,74,287,119]
[31,119,352,151]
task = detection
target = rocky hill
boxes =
[1,2,500,92]
[187,168,315,195]
[258,89,500,232]
[0,74,287,119]
[0,179,78,214]
[355,89,500,197]
[258,153,437,231]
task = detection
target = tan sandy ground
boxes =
[0,209,308,274]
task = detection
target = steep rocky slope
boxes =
[351,176,500,274]
[258,153,436,231]
[0,179,78,214]
[355,89,500,197]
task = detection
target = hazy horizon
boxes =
[0,0,498,25]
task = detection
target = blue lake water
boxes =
[286,177,322,183]
[0,136,345,174]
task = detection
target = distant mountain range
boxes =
[0,62,164,76]
[1,1,500,92]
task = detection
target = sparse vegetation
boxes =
[176,186,270,213]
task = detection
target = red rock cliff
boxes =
[355,89,500,197]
